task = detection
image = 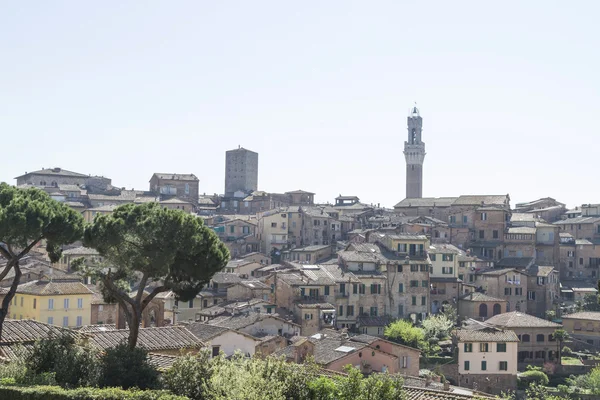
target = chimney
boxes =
[425,376,432,386]
[443,381,450,391]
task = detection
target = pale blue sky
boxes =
[2,1,598,208]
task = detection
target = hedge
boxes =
[0,385,188,400]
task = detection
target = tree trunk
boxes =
[0,263,21,341]
[128,305,142,350]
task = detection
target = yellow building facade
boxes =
[6,280,93,328]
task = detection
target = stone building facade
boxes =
[225,147,258,196]
[149,173,199,204]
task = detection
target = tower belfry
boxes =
[403,106,426,198]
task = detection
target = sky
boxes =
[1,1,599,209]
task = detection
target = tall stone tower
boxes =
[403,106,426,198]
[224,146,259,196]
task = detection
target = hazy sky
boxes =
[2,1,598,209]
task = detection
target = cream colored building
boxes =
[456,325,519,395]
[258,209,290,254]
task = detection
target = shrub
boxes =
[26,335,100,388]
[163,351,212,399]
[99,344,159,390]
[562,346,573,356]
[518,370,549,389]
[0,385,186,399]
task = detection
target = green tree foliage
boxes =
[421,314,454,341]
[582,293,600,311]
[567,366,600,394]
[0,184,84,339]
[518,366,549,389]
[26,335,100,388]
[99,344,159,390]
[524,382,565,400]
[77,203,229,348]
[384,319,430,355]
[164,353,405,400]
[553,328,569,365]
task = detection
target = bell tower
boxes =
[404,106,426,198]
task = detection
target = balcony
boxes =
[296,295,326,303]
[431,289,446,295]
[397,251,428,260]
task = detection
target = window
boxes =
[421,280,428,287]
[493,230,499,239]
[359,284,365,294]
[339,306,343,316]
[48,299,54,310]
[370,307,378,316]
[76,316,83,327]
[549,334,556,342]
[479,230,484,239]
[442,267,453,274]
[77,298,83,309]
[481,212,487,221]
[464,343,473,352]
[359,307,364,316]
[537,334,545,342]
[99,305,103,311]
[20,297,23,307]
[212,346,220,357]
[353,284,358,294]
[429,254,436,261]
[63,299,69,309]
[229,225,235,233]
[33,299,36,309]
[402,356,408,368]
[398,305,404,317]
[580,257,584,265]
[347,306,354,316]
[515,288,522,296]
[397,265,403,272]
[420,264,428,272]
[411,296,417,305]
[464,361,470,371]
[340,283,345,295]
[410,265,418,272]
[504,288,512,296]
[421,296,426,306]
[479,343,489,352]
[62,316,69,327]
[522,334,530,342]
[497,343,507,352]
[410,280,418,287]
[188,299,194,308]
[324,286,330,296]
[48,317,54,325]
[528,291,536,300]
[398,283,404,293]
[271,222,277,228]
[442,254,454,262]
[449,216,456,223]
[463,216,468,224]
[499,361,508,371]
[304,313,313,320]
[481,361,487,371]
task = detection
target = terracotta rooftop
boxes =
[455,327,519,342]
[562,312,600,321]
[14,280,93,296]
[485,311,562,328]
[89,326,203,351]
[0,319,81,344]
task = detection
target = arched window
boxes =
[40,181,46,186]
[536,334,545,342]
[479,304,488,318]
[51,181,57,187]
[493,303,501,316]
[522,334,531,342]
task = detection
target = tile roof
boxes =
[212,272,243,285]
[394,197,458,208]
[455,327,519,342]
[495,257,535,269]
[428,244,463,254]
[237,280,270,290]
[344,243,381,253]
[152,173,198,181]
[384,233,428,241]
[554,216,600,225]
[404,386,495,400]
[210,312,296,331]
[485,311,562,328]
[90,326,203,351]
[184,323,230,341]
[160,198,192,204]
[15,168,89,179]
[148,353,179,369]
[525,265,555,277]
[510,213,539,222]
[1,319,81,344]
[285,190,315,195]
[15,280,93,296]
[86,204,120,212]
[479,268,518,276]
[452,195,509,206]
[87,191,139,202]
[338,251,387,264]
[357,315,393,327]
[64,201,87,208]
[562,312,600,321]
[62,246,99,256]
[75,324,116,333]
[459,292,506,303]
